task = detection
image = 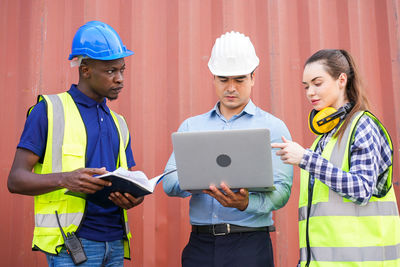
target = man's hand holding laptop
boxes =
[203,182,249,211]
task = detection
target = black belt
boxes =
[192,224,275,236]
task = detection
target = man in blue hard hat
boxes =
[8,21,141,266]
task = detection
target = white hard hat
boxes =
[208,31,259,76]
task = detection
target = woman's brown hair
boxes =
[305,49,369,140]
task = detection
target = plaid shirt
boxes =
[299,114,392,206]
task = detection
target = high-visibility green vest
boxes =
[31,92,132,259]
[299,111,400,267]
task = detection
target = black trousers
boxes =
[182,231,274,267]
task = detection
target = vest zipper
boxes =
[305,136,326,266]
[121,209,127,238]
[75,200,87,233]
[305,176,313,267]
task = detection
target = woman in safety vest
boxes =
[272,49,400,267]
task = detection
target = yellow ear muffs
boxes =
[308,107,341,135]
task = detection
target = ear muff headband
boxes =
[308,107,345,135]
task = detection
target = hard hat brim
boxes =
[208,65,258,76]
[68,49,134,60]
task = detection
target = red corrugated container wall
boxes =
[1,0,400,266]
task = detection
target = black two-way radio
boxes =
[55,210,87,265]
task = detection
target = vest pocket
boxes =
[62,144,85,171]
[36,189,69,203]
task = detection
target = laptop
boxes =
[171,128,274,192]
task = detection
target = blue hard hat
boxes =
[68,21,134,60]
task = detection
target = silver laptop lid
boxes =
[172,128,273,191]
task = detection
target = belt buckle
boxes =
[212,224,230,236]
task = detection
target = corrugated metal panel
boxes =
[1,0,399,266]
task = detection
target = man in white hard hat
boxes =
[163,31,293,266]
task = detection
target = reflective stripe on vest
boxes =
[109,110,131,244]
[32,93,131,259]
[298,200,398,221]
[298,111,400,266]
[47,94,65,173]
[300,244,400,262]
[110,111,128,171]
[35,212,83,228]
[113,112,129,148]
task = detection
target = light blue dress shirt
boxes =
[163,100,293,227]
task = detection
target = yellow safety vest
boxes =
[299,111,400,267]
[31,92,132,259]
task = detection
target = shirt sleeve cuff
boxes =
[244,193,259,213]
[299,149,313,169]
[244,193,272,213]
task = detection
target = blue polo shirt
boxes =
[18,84,136,241]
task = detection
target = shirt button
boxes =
[101,118,104,122]
[97,104,99,108]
